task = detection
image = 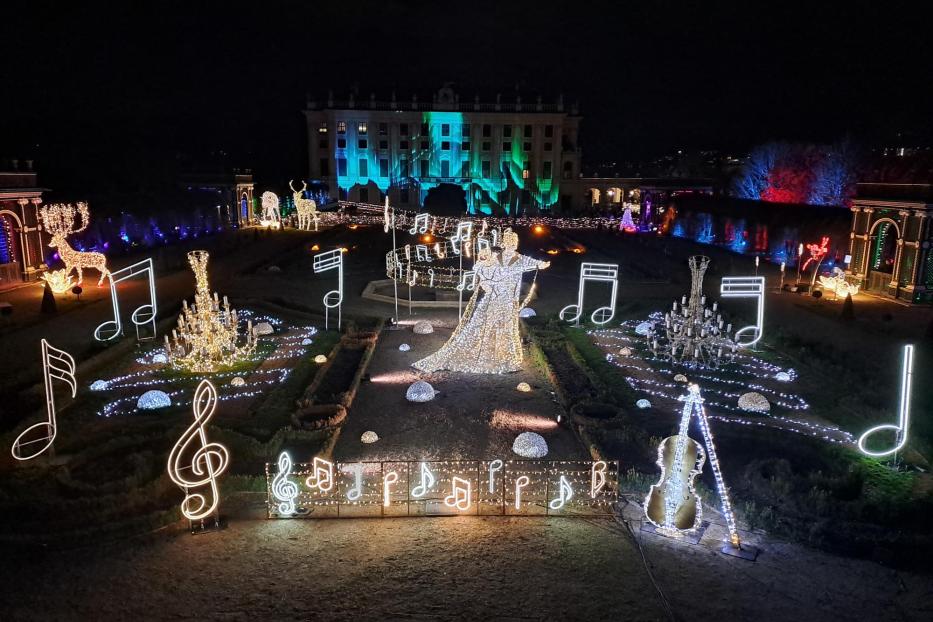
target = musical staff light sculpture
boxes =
[559,262,620,326]
[720,276,765,348]
[858,345,914,458]
[94,258,158,342]
[167,380,230,521]
[313,249,344,331]
[11,339,77,461]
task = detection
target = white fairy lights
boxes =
[260,191,282,229]
[413,228,548,374]
[166,251,255,372]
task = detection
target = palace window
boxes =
[320,159,329,176]
[463,123,471,137]
[503,142,511,151]
[524,124,532,138]
[400,159,409,177]
[358,139,367,149]
[337,138,347,149]
[318,122,328,133]
[337,158,347,176]
[420,140,428,150]
[420,123,428,135]
[379,140,388,150]
[358,122,368,134]
[400,140,409,150]
[523,142,531,152]
[543,161,552,178]
[482,124,491,137]
[378,122,387,135]
[461,141,470,151]
[441,123,450,136]
[544,142,552,151]
[379,158,389,177]
[359,159,368,176]
[503,125,512,138]
[441,160,450,177]
[461,160,469,177]
[482,141,491,151]
[441,141,450,151]
[522,169,530,180]
[400,123,409,136]
[481,160,491,178]
[544,125,553,138]
[421,159,429,177]
[319,138,328,149]
[337,121,346,133]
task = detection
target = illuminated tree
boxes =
[730,142,789,200]
[808,139,860,207]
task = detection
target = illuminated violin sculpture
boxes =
[645,385,707,534]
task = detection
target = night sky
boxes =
[2,1,929,199]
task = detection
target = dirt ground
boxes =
[1,500,930,621]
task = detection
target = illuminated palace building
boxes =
[0,159,45,289]
[305,86,584,215]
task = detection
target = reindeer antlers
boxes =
[39,202,91,237]
[289,179,307,194]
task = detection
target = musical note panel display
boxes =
[264,458,618,518]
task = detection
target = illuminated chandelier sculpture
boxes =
[646,255,737,368]
[165,251,255,372]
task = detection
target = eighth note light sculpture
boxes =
[165,251,255,372]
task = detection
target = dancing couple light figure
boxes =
[413,228,549,374]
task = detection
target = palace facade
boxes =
[0,160,46,289]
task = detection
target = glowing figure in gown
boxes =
[413,228,549,374]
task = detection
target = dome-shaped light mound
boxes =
[137,390,171,410]
[253,322,274,336]
[519,307,536,318]
[674,374,688,383]
[516,382,532,392]
[774,371,791,382]
[301,337,313,346]
[738,392,771,413]
[399,343,411,352]
[635,322,652,336]
[230,376,246,386]
[619,347,633,356]
[406,380,436,402]
[314,354,327,363]
[152,353,168,364]
[361,430,379,444]
[512,431,548,458]
[413,321,434,334]
[90,380,108,391]
[636,398,651,409]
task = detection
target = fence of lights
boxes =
[92,315,316,417]
[589,323,855,445]
[559,262,619,326]
[165,251,256,371]
[94,258,158,342]
[266,456,619,518]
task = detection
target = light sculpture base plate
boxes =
[641,520,709,546]
[188,513,226,536]
[720,542,760,561]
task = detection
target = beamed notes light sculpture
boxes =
[165,251,255,372]
[560,262,620,326]
[40,202,110,286]
[858,345,914,458]
[313,249,343,331]
[94,258,158,342]
[11,339,77,461]
[167,380,230,521]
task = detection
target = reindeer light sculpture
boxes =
[290,180,319,231]
[40,202,110,286]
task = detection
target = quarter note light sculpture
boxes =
[167,380,230,522]
[94,258,158,342]
[313,248,343,331]
[559,262,619,326]
[40,202,110,286]
[858,345,914,458]
[11,339,77,461]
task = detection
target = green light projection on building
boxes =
[334,111,558,215]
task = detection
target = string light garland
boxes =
[165,251,256,372]
[40,202,110,286]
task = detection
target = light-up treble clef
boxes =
[167,380,230,521]
[271,451,299,516]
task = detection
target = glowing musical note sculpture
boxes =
[858,345,914,458]
[415,244,431,262]
[313,249,343,331]
[560,262,620,326]
[450,221,472,255]
[167,380,230,521]
[488,459,504,493]
[591,461,607,498]
[383,470,399,507]
[444,476,472,511]
[11,339,77,461]
[271,451,299,515]
[411,462,436,498]
[456,269,476,318]
[345,462,364,501]
[549,475,574,510]
[94,258,158,342]
[305,457,334,493]
[514,475,530,510]
[409,212,429,235]
[720,276,765,347]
